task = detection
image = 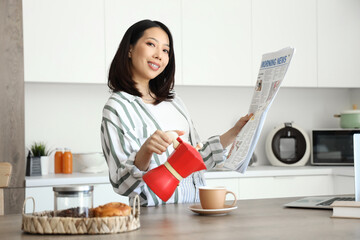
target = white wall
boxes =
[25,83,356,167]
[25,83,110,153]
[350,89,360,108]
[176,86,353,165]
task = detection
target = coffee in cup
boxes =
[199,186,237,209]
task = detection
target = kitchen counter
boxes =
[25,166,354,187]
[2,197,360,240]
[24,165,355,213]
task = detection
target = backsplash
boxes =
[25,83,358,167]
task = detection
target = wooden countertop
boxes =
[1,197,360,239]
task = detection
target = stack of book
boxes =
[331,201,360,219]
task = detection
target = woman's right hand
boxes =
[135,130,184,171]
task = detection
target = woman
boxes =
[101,20,252,206]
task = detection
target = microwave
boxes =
[311,129,360,165]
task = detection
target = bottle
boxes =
[54,148,63,174]
[62,148,73,174]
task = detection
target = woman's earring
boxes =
[128,50,132,58]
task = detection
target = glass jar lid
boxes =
[53,185,94,193]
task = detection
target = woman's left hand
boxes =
[219,113,253,149]
[233,113,253,133]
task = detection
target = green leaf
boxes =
[30,142,51,157]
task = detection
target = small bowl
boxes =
[73,152,107,173]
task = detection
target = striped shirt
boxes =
[101,91,226,206]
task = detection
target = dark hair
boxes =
[108,20,175,104]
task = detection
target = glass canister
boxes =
[53,185,94,217]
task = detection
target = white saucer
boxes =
[189,204,237,215]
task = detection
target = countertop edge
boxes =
[25,166,354,187]
[25,172,109,187]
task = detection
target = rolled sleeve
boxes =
[124,151,146,178]
[199,135,227,169]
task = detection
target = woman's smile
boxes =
[148,61,160,71]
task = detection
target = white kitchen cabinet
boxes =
[182,0,252,86]
[21,0,360,88]
[104,0,183,84]
[25,186,53,213]
[204,168,355,200]
[205,175,335,200]
[252,0,317,87]
[317,0,360,88]
[238,175,334,199]
[332,175,355,195]
[22,0,106,83]
[93,184,129,206]
[25,184,128,213]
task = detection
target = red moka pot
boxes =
[143,137,207,202]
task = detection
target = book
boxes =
[330,201,360,219]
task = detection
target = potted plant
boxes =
[29,142,52,176]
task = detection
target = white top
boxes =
[145,100,190,143]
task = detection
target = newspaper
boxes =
[224,47,295,172]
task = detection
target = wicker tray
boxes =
[22,195,140,235]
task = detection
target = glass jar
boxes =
[53,185,94,217]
